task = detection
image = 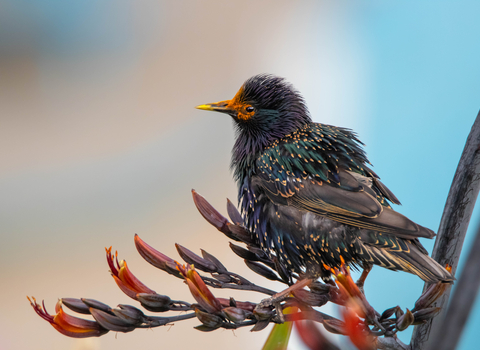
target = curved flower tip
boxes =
[191,190,229,233]
[175,244,218,273]
[226,198,243,225]
[105,246,121,276]
[178,264,222,314]
[134,235,184,279]
[106,248,156,299]
[195,309,224,329]
[27,297,108,338]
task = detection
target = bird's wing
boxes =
[253,153,434,239]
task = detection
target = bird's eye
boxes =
[246,106,255,113]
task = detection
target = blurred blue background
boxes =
[1,1,479,349]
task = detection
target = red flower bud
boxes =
[28,297,108,338]
[106,247,156,300]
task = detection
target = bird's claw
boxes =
[371,316,386,335]
[257,296,275,309]
[272,302,285,323]
[256,297,286,324]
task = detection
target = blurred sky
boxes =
[1,1,479,349]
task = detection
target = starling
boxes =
[197,74,453,283]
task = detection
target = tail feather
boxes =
[359,241,454,283]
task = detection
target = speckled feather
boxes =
[200,74,453,283]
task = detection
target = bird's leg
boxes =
[257,278,313,323]
[352,264,386,332]
[259,278,313,307]
[356,263,372,295]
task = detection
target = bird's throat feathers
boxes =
[231,115,310,181]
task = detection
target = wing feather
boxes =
[253,173,434,239]
[252,124,434,239]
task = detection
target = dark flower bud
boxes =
[136,293,171,312]
[223,307,252,323]
[395,307,404,319]
[226,198,244,225]
[89,308,136,333]
[396,309,414,331]
[61,298,91,314]
[250,319,270,332]
[244,260,281,281]
[273,257,291,284]
[195,309,223,329]
[247,245,268,259]
[229,224,255,244]
[254,306,275,321]
[218,298,256,312]
[194,325,220,332]
[380,306,398,321]
[230,243,259,261]
[81,298,112,314]
[192,190,230,235]
[111,305,145,325]
[201,249,228,273]
[235,300,257,312]
[213,273,235,283]
[175,244,217,273]
[134,235,182,278]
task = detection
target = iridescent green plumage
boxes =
[256,123,396,208]
[198,74,453,283]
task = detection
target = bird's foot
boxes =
[272,302,285,323]
[370,315,387,335]
[256,278,313,323]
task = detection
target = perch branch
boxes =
[425,222,480,350]
[411,110,480,349]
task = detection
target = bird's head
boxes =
[196,74,312,143]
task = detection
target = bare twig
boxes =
[411,110,480,349]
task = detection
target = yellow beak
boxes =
[195,100,232,113]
